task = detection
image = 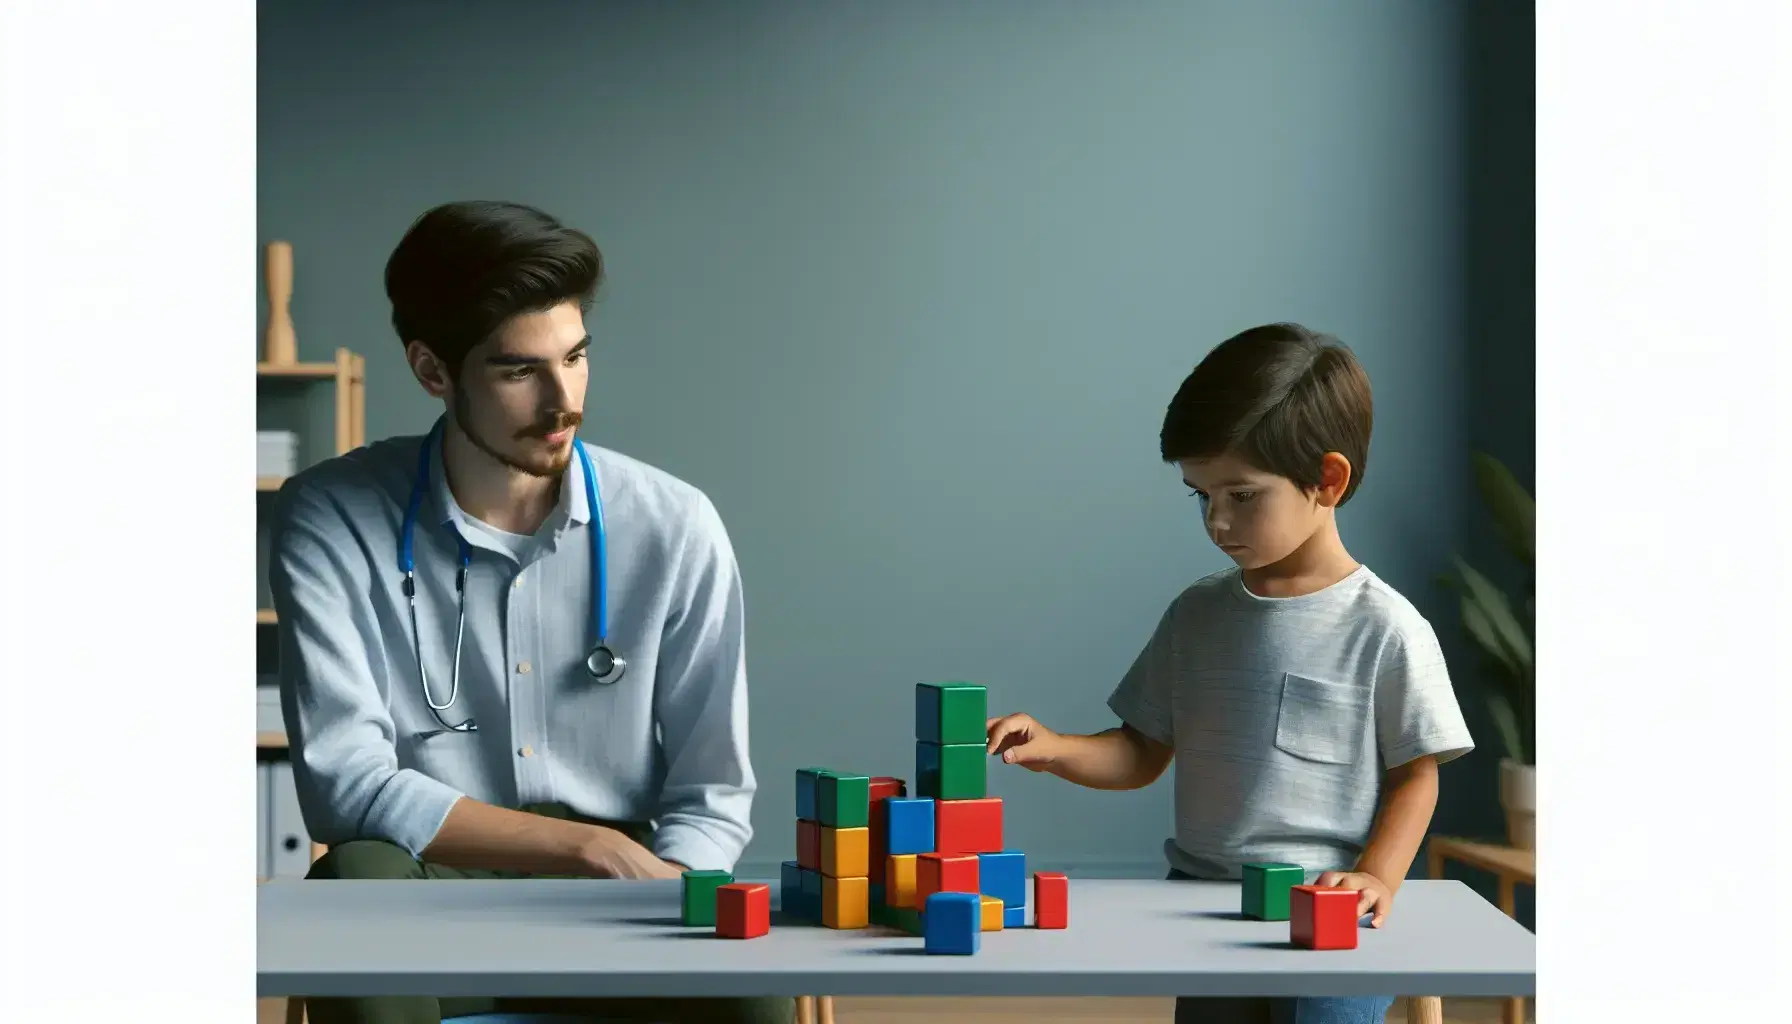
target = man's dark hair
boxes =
[384,200,604,377]
[1159,322,1374,506]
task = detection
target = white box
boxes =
[257,430,299,477]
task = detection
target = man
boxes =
[270,200,791,1024]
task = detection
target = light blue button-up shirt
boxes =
[268,429,755,872]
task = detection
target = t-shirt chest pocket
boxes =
[1273,672,1371,766]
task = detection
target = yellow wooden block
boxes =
[885,854,918,908]
[980,895,1004,931]
[820,826,870,878]
[822,875,869,929]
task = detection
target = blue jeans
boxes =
[1167,868,1394,1024]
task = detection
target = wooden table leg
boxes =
[818,995,836,1024]
[795,995,814,1024]
[1495,873,1525,1023]
[1415,846,1446,1021]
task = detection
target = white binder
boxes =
[257,763,272,880]
[269,760,313,877]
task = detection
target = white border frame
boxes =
[1,1,1786,1019]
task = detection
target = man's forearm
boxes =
[420,797,613,876]
[1048,728,1164,790]
[1352,756,1440,889]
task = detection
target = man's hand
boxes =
[986,713,1064,770]
[579,828,686,880]
[1315,870,1395,927]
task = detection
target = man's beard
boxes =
[452,390,582,479]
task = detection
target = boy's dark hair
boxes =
[384,200,604,377]
[1159,322,1374,506]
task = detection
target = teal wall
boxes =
[258,0,1534,890]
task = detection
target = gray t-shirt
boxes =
[1107,564,1474,882]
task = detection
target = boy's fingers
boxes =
[986,723,1020,754]
[1002,741,1044,764]
[985,716,1026,751]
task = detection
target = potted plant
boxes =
[1440,452,1534,850]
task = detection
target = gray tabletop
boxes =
[258,877,1534,999]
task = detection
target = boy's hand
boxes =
[985,713,1062,770]
[1315,870,1395,927]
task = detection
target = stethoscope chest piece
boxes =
[586,645,626,685]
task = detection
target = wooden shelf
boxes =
[257,361,339,378]
[257,608,277,625]
[257,731,289,749]
[257,476,287,492]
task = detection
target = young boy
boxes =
[987,323,1474,1024]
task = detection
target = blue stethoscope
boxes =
[399,419,625,734]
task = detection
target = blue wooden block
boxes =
[885,797,936,855]
[978,850,1026,910]
[780,860,802,915]
[1003,903,1026,929]
[798,866,824,919]
[923,892,981,954]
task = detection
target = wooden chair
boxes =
[1424,837,1534,1024]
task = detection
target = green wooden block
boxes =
[916,740,986,799]
[892,906,924,935]
[817,773,870,828]
[681,869,733,926]
[1241,862,1304,920]
[916,682,988,745]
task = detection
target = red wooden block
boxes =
[917,852,980,904]
[1290,885,1358,950]
[867,777,904,885]
[716,883,770,939]
[1033,871,1068,929]
[868,825,888,884]
[797,819,820,872]
[935,797,1003,855]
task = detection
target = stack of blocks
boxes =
[777,681,1070,954]
[1242,861,1359,950]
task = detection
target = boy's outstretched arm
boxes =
[987,714,1173,791]
[1317,754,1440,926]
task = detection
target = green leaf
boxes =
[1472,453,1534,568]
[1457,586,1519,677]
[1453,557,1533,676]
[1485,690,1527,765]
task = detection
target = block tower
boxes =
[780,681,1068,950]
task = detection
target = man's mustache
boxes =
[518,412,582,438]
